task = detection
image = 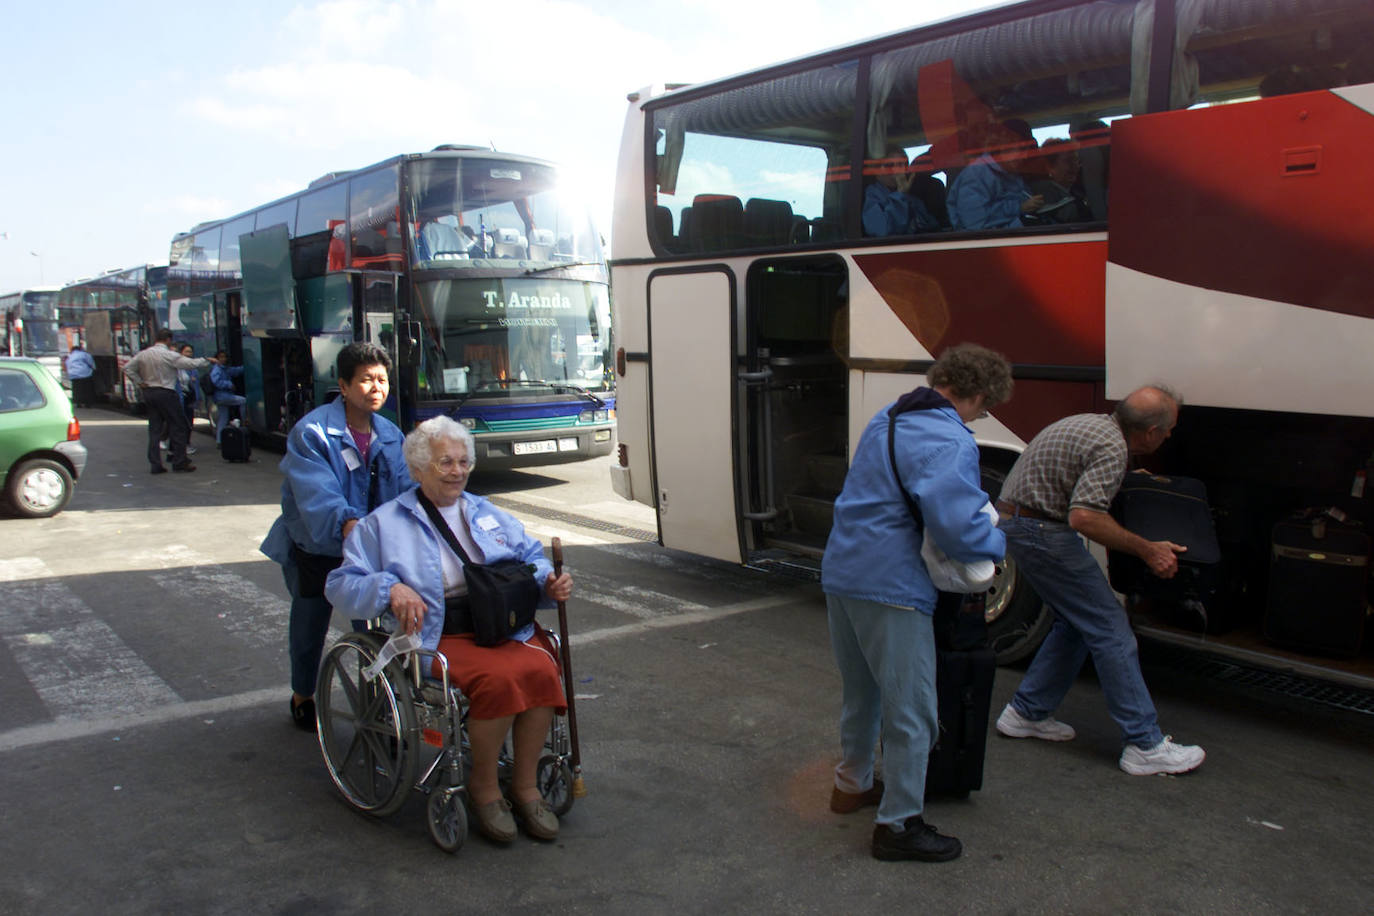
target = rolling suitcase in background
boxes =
[925,593,996,799]
[220,424,252,463]
[1263,509,1370,657]
[1108,473,1228,632]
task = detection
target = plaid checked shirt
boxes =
[1000,413,1128,520]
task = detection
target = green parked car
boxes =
[0,356,88,518]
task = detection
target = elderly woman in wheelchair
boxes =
[323,415,574,846]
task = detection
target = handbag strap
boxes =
[887,401,924,533]
[416,490,475,566]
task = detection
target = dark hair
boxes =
[155,327,174,343]
[927,342,1014,406]
[216,350,228,360]
[338,341,392,384]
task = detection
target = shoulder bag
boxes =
[417,491,541,647]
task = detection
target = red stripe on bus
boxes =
[1110,89,1374,320]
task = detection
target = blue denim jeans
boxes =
[284,560,334,697]
[827,593,937,827]
[1001,517,1164,749]
[214,393,248,442]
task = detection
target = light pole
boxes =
[30,250,43,283]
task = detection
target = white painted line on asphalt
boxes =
[0,687,281,753]
[572,570,707,619]
[0,568,181,722]
[145,544,342,650]
[570,590,808,647]
[0,586,809,752]
[0,557,50,582]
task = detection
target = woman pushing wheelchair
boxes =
[325,415,574,843]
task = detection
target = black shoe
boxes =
[150,465,167,474]
[172,462,197,472]
[872,817,962,862]
[291,697,316,732]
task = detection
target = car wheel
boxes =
[980,459,1052,664]
[7,459,74,518]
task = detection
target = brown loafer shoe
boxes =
[473,798,516,843]
[830,778,884,814]
[512,797,559,840]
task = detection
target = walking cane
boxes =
[552,538,587,798]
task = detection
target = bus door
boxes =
[356,273,403,427]
[647,268,743,562]
[742,255,850,558]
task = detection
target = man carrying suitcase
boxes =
[821,343,1013,863]
[993,385,1206,776]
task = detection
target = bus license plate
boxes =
[513,440,557,456]
[557,438,579,452]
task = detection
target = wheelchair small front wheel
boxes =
[426,788,468,854]
[536,754,575,817]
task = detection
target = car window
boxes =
[0,368,47,412]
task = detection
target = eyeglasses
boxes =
[431,456,473,473]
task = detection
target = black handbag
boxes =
[418,491,541,647]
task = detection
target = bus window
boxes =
[349,166,403,271]
[191,226,222,295]
[868,2,1135,235]
[218,215,255,288]
[1175,0,1374,107]
[651,61,858,254]
[294,182,348,280]
[255,199,297,235]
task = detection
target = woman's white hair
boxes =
[403,415,476,476]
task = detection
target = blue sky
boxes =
[0,0,1001,291]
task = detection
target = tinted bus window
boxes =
[652,61,859,253]
[255,199,297,235]
[294,183,348,279]
[349,166,402,271]
[1176,0,1374,105]
[218,215,255,287]
[191,227,222,295]
[868,1,1134,235]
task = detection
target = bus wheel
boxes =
[980,460,1052,665]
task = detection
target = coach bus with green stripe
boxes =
[167,146,614,465]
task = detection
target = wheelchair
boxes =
[315,625,577,852]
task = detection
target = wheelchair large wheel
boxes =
[537,754,575,817]
[426,787,468,854]
[317,634,419,817]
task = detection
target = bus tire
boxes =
[980,460,1052,665]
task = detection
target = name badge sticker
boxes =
[476,515,500,531]
[342,448,361,471]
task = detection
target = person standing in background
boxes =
[122,328,213,474]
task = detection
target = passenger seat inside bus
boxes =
[744,198,794,248]
[419,221,470,261]
[688,194,744,251]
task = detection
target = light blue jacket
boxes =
[259,398,413,565]
[324,488,555,647]
[66,349,95,380]
[947,154,1029,231]
[821,396,1004,613]
[210,363,244,402]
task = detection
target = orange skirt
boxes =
[432,629,567,719]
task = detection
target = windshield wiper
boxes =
[445,378,604,414]
[523,260,604,276]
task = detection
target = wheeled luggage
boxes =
[1108,473,1227,632]
[220,425,252,462]
[1263,510,1370,657]
[925,593,995,799]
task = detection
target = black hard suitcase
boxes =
[925,593,995,799]
[1263,513,1370,657]
[220,426,252,462]
[1108,473,1227,632]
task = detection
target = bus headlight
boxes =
[579,409,609,423]
[458,417,476,429]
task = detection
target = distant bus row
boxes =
[3,147,615,466]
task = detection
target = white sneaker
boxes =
[1119,737,1205,776]
[186,446,198,455]
[996,704,1076,741]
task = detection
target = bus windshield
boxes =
[20,292,61,357]
[408,158,604,271]
[413,276,613,400]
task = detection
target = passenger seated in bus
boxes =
[418,219,470,262]
[1069,119,1110,222]
[946,120,1044,231]
[1026,139,1093,225]
[862,154,941,237]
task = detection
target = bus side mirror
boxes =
[398,320,422,367]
